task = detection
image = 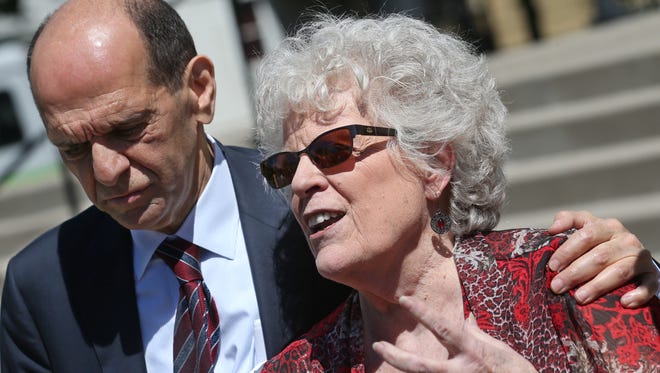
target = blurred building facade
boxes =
[267,0,659,51]
[0,0,659,278]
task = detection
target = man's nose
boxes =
[91,141,129,186]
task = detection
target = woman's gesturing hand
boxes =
[372,296,538,373]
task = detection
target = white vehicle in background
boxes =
[0,41,58,189]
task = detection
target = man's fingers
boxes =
[570,254,654,303]
[547,210,595,235]
[620,271,659,308]
[548,218,630,272]
[548,221,603,272]
[550,240,618,294]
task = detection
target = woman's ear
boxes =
[184,55,216,124]
[423,143,455,200]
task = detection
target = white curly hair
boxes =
[255,13,509,236]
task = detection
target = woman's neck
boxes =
[359,235,465,372]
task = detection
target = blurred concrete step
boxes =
[489,10,660,258]
[0,177,79,220]
[499,191,660,258]
[0,203,73,244]
[507,84,660,160]
[488,10,660,111]
[0,204,72,283]
[498,50,660,112]
[0,175,89,270]
[504,136,660,212]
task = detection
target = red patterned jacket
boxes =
[261,229,660,372]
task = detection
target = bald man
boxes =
[1,0,657,372]
[1,1,349,371]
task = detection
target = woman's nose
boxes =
[290,155,328,197]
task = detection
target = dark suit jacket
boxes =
[0,145,349,373]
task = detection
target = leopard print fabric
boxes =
[261,229,660,372]
[457,229,659,372]
[260,291,365,372]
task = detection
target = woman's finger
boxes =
[372,341,448,373]
[398,296,462,353]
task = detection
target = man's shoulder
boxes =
[221,143,259,154]
[7,206,125,273]
[220,143,261,164]
[219,143,291,214]
[219,144,266,187]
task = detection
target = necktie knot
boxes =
[156,236,204,284]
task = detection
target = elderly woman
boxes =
[255,14,659,372]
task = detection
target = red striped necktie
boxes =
[156,236,220,373]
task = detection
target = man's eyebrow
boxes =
[50,109,155,147]
[47,128,82,148]
[112,109,154,127]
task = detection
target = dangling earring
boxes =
[430,211,451,234]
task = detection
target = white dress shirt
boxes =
[132,136,267,372]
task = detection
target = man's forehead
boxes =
[37,18,138,59]
[31,19,148,105]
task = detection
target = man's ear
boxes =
[185,55,216,124]
[423,143,455,200]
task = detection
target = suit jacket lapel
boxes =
[222,145,294,355]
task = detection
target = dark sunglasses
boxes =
[260,124,397,189]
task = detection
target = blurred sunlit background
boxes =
[1,0,659,289]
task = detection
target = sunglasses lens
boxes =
[261,152,299,188]
[261,127,356,189]
[309,128,353,168]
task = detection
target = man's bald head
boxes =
[27,0,197,93]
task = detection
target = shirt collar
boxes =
[132,136,241,281]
